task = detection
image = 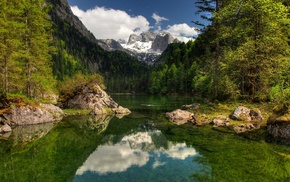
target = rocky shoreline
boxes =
[166,103,290,146]
[0,103,64,134]
[0,82,131,135]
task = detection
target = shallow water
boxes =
[1,95,290,182]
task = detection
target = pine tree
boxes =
[194,0,223,99]
[223,0,290,99]
[19,0,56,98]
[0,1,23,95]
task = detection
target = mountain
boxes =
[119,32,180,64]
[123,32,179,53]
[49,0,149,93]
[50,0,178,66]
[51,0,97,44]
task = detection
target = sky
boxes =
[67,0,204,42]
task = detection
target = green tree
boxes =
[223,0,290,99]
[20,0,56,98]
[0,1,23,95]
[194,0,223,99]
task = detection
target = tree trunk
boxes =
[213,0,221,99]
[4,56,8,95]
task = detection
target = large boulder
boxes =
[266,105,290,146]
[61,82,131,116]
[230,106,263,122]
[166,109,196,125]
[229,106,263,133]
[1,104,63,126]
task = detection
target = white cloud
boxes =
[71,6,151,41]
[152,13,169,25]
[70,6,198,43]
[165,23,198,42]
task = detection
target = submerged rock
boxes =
[233,123,256,133]
[181,103,200,110]
[212,115,230,127]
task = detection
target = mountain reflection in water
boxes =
[74,130,203,181]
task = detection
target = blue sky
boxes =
[67,0,203,42]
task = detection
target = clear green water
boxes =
[1,95,290,182]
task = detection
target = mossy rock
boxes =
[267,104,289,124]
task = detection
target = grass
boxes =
[63,109,91,115]
[190,101,275,127]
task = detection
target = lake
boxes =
[1,95,290,182]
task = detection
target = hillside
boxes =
[49,0,149,93]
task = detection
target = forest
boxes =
[0,0,289,104]
[150,0,290,102]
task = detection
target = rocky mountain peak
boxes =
[52,0,96,43]
[124,31,179,53]
[151,33,177,52]
[140,32,157,42]
[127,34,142,44]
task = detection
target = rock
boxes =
[181,103,200,110]
[140,32,157,42]
[151,33,176,52]
[54,0,96,43]
[40,104,64,121]
[112,106,131,115]
[266,105,290,146]
[230,106,263,122]
[229,106,263,133]
[1,124,12,133]
[166,109,196,125]
[90,103,109,115]
[63,83,117,110]
[212,115,230,127]
[62,82,130,116]
[99,39,124,51]
[127,34,142,44]
[1,104,63,126]
[250,109,264,121]
[230,106,251,121]
[233,123,256,133]
[267,122,290,146]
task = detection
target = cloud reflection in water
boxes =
[75,130,198,176]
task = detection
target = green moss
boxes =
[63,109,91,115]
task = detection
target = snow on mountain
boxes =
[121,41,161,54]
[121,31,179,58]
[98,32,179,65]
